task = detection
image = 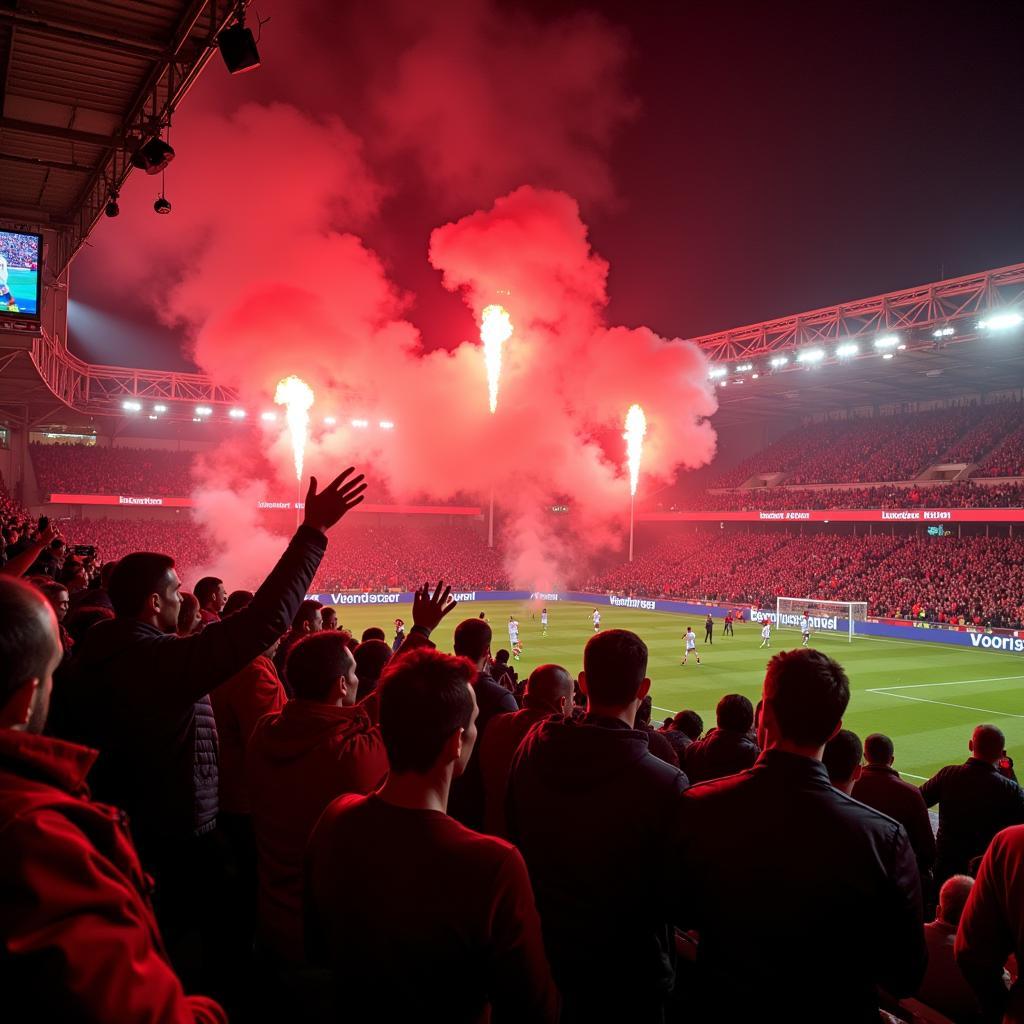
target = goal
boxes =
[774,597,869,643]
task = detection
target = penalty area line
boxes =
[867,690,1024,720]
[866,675,1024,692]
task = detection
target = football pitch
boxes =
[329,599,1024,782]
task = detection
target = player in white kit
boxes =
[800,613,811,647]
[592,608,601,632]
[682,626,701,666]
[541,607,549,636]
[0,254,18,312]
[760,619,772,648]
[508,616,519,645]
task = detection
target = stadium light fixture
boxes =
[217,10,262,74]
[874,334,900,349]
[735,362,754,372]
[719,380,727,387]
[769,356,789,368]
[796,348,825,364]
[708,366,727,379]
[122,400,142,412]
[836,342,859,358]
[751,373,760,380]
[260,411,277,422]
[195,405,213,416]
[153,404,167,413]
[104,192,120,218]
[882,353,895,360]
[228,408,246,419]
[932,326,955,338]
[148,415,158,421]
[351,419,369,428]
[323,416,337,425]
[192,417,203,422]
[379,420,395,430]
[978,311,1023,331]
[130,137,175,176]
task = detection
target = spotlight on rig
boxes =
[218,11,261,75]
[104,193,120,218]
[154,196,172,215]
[131,137,175,175]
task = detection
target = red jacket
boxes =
[0,729,225,1023]
[245,700,388,960]
[209,654,286,815]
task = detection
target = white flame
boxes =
[480,304,513,414]
[624,403,647,497]
[274,375,315,482]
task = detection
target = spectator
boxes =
[853,733,937,892]
[915,875,993,1022]
[63,603,114,647]
[480,664,573,838]
[222,589,253,616]
[69,558,117,613]
[508,629,688,1023]
[661,709,703,760]
[177,591,201,636]
[0,576,226,1022]
[822,728,863,794]
[353,637,391,702]
[448,617,518,831]
[491,648,517,693]
[670,648,927,1022]
[246,631,387,962]
[321,606,338,630]
[955,824,1024,1022]
[194,576,227,625]
[34,579,73,658]
[274,599,324,695]
[684,693,759,783]
[921,724,1024,885]
[634,692,681,767]
[306,647,558,1023]
[49,468,366,982]
[360,626,386,642]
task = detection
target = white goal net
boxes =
[774,597,869,643]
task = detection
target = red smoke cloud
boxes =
[73,1,716,588]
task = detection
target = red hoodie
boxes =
[245,699,388,960]
[0,729,225,1022]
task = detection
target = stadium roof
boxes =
[0,0,241,270]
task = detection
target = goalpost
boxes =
[775,597,869,643]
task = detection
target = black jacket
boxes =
[920,758,1024,882]
[671,750,926,1023]
[448,672,518,832]
[51,525,326,859]
[507,715,688,1010]
[684,725,759,784]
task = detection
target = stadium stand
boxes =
[30,442,196,497]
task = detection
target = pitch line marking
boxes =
[866,675,1024,692]
[867,690,1024,720]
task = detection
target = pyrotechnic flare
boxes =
[274,375,315,482]
[480,303,513,414]
[624,403,647,562]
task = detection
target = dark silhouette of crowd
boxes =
[4,476,1023,1022]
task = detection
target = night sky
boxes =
[72,0,1024,371]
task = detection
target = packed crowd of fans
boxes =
[2,473,1023,1023]
[30,442,196,497]
[591,530,1024,629]
[0,231,38,265]
[713,400,1022,486]
[669,479,1024,511]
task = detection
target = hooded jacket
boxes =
[0,729,225,1023]
[50,525,326,860]
[245,699,388,960]
[507,714,688,1004]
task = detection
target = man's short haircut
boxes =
[222,589,254,616]
[674,709,703,740]
[108,552,176,618]
[99,560,119,588]
[354,638,392,699]
[287,632,351,702]
[864,733,894,765]
[361,626,386,643]
[583,629,648,707]
[763,648,850,747]
[49,538,65,551]
[194,576,223,605]
[65,604,114,644]
[378,648,475,774]
[33,579,68,605]
[0,577,56,706]
[453,617,491,662]
[972,724,1006,761]
[494,649,510,664]
[524,664,572,712]
[717,693,754,733]
[291,599,323,629]
[822,729,863,785]
[937,875,974,927]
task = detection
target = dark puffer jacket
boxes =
[51,525,326,858]
[683,726,759,784]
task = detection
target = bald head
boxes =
[0,577,61,732]
[523,664,574,716]
[937,875,974,927]
[971,724,1006,763]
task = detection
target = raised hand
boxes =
[412,580,459,634]
[302,468,367,534]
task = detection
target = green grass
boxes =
[330,599,1024,782]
